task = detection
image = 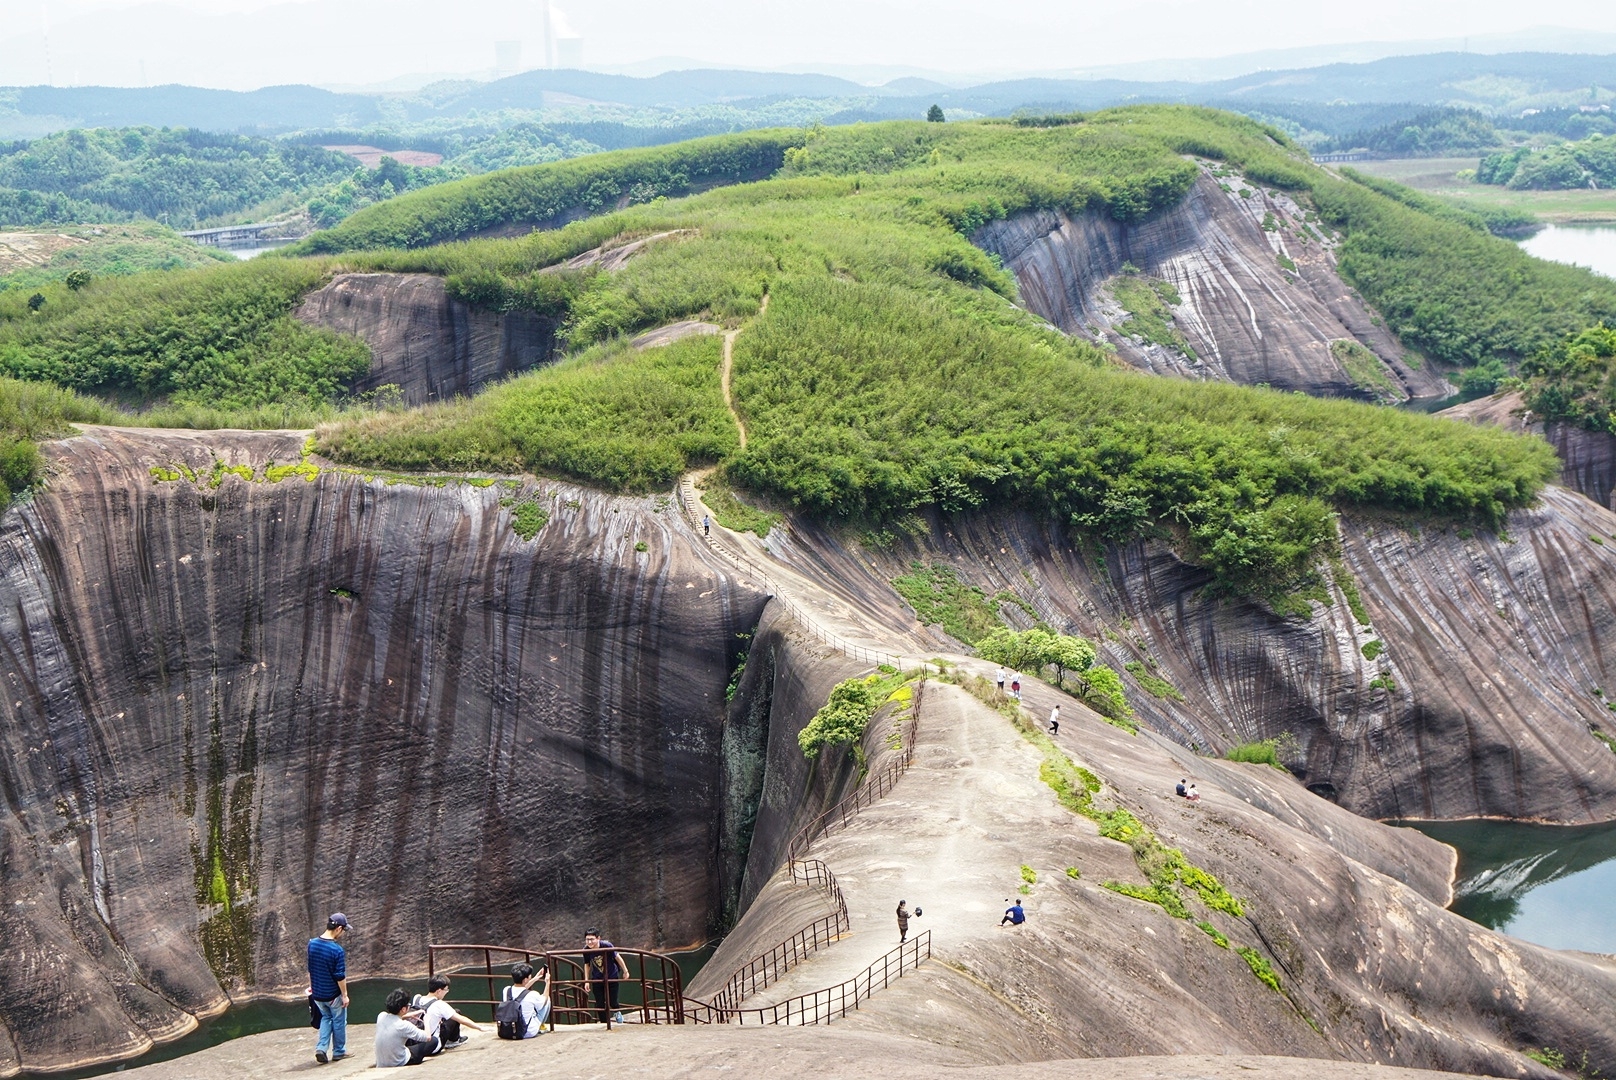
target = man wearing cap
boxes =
[309,913,351,1064]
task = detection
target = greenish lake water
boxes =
[1399,819,1616,953]
[51,943,716,1078]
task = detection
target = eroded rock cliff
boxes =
[0,427,769,1074]
[294,273,559,406]
[745,485,1616,824]
[974,167,1448,402]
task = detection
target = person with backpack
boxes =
[413,975,483,1051]
[308,912,351,1064]
[496,962,551,1039]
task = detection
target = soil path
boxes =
[720,292,767,449]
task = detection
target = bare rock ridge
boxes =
[749,486,1616,825]
[696,678,1615,1076]
[294,273,560,406]
[974,167,1448,402]
[1442,390,1616,511]
[0,427,773,1075]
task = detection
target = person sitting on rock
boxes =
[1176,779,1188,798]
[413,974,483,1051]
[500,962,552,1038]
[999,899,1025,927]
[1185,782,1201,803]
[375,988,434,1067]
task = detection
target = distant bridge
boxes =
[1311,151,1380,164]
[181,223,303,248]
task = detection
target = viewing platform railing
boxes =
[427,944,686,1030]
[685,931,931,1025]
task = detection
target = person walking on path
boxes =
[309,912,351,1064]
[702,514,710,536]
[1009,672,1021,701]
[1048,705,1060,735]
[896,900,910,943]
[999,900,1025,927]
[996,667,1006,693]
[583,928,629,1025]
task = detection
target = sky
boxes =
[2,0,1616,91]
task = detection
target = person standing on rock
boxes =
[1048,705,1060,734]
[1010,672,1021,701]
[996,667,1006,693]
[308,912,351,1064]
[583,927,629,1025]
[702,514,711,536]
[896,900,910,943]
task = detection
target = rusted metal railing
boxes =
[427,944,686,1030]
[685,931,932,1025]
[785,681,925,863]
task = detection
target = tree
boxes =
[927,105,945,123]
[26,293,44,312]
[64,269,92,291]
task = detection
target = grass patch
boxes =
[1331,560,1372,626]
[510,500,550,540]
[1237,946,1283,994]
[1196,920,1230,948]
[1361,639,1384,661]
[1020,864,1037,885]
[1125,660,1184,701]
[891,562,1005,645]
[1593,730,1616,754]
[1225,736,1293,771]
[1330,338,1400,402]
[701,474,781,537]
[1111,274,1195,358]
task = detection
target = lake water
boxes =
[1398,819,1616,954]
[51,943,716,1078]
[1518,223,1616,280]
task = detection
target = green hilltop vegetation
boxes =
[0,106,1594,599]
[0,222,234,293]
[1478,134,1616,191]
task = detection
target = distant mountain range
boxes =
[3,51,1613,139]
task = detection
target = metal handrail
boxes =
[685,931,932,1025]
[427,944,686,1029]
[785,681,925,863]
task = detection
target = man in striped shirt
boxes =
[308,913,351,1064]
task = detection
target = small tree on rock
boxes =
[64,270,92,291]
[927,104,945,123]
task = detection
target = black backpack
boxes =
[495,987,531,1040]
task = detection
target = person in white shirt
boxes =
[1048,705,1060,734]
[374,988,434,1068]
[501,962,552,1038]
[413,975,484,1052]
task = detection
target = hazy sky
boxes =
[4,0,1616,90]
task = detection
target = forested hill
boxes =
[3,107,1589,605]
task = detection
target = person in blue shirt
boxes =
[999,900,1025,927]
[308,913,351,1064]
